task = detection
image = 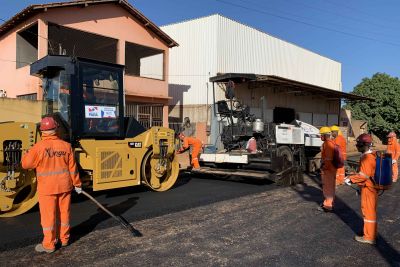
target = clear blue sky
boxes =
[1,0,399,92]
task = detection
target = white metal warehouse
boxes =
[161,14,367,143]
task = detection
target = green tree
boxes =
[345,73,400,141]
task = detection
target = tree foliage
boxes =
[344,73,400,141]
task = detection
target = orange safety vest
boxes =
[21,132,81,195]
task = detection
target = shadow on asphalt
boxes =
[293,173,400,266]
[71,174,192,203]
[173,172,193,188]
[192,172,275,186]
[70,196,139,244]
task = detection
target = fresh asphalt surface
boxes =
[1,156,399,266]
[0,172,276,251]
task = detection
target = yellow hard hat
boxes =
[319,126,331,135]
[330,125,340,132]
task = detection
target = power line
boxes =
[325,0,400,25]
[216,0,400,47]
[0,17,49,41]
[284,0,400,34]
[0,17,57,54]
[237,0,400,40]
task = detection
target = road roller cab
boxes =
[30,55,127,141]
[0,56,179,217]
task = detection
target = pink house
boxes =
[0,0,178,127]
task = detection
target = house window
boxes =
[125,42,164,80]
[16,23,38,68]
[48,23,117,64]
[17,93,37,100]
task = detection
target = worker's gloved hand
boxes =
[344,177,352,186]
[74,187,82,194]
[392,159,397,165]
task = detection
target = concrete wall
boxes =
[0,16,41,98]
[168,104,210,123]
[0,98,43,123]
[39,4,170,100]
[352,120,368,137]
[0,3,172,124]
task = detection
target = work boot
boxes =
[35,244,55,253]
[354,235,376,245]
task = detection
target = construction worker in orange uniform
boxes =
[386,132,399,183]
[345,133,377,245]
[21,116,82,253]
[318,126,337,212]
[331,125,347,185]
[176,132,202,169]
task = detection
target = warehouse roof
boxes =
[210,73,373,101]
[0,0,178,48]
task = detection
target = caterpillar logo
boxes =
[128,142,142,148]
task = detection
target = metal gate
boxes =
[125,103,163,129]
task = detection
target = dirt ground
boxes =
[0,174,399,267]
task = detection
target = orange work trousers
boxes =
[360,186,378,241]
[38,192,71,250]
[191,145,202,169]
[321,169,337,209]
[392,163,398,182]
[336,167,345,185]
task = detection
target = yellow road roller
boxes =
[0,55,179,217]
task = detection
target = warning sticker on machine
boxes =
[85,105,116,118]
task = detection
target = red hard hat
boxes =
[356,133,372,144]
[40,117,58,131]
[387,132,396,138]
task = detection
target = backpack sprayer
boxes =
[345,151,393,196]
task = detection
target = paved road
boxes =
[2,156,399,266]
[0,172,399,266]
[0,172,276,251]
[0,155,371,250]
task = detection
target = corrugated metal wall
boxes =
[162,16,220,106]
[216,16,341,91]
[162,14,342,108]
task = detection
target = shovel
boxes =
[81,190,142,237]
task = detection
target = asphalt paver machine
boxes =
[0,55,179,217]
[192,76,312,185]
